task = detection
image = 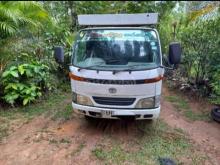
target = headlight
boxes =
[155,95,160,107]
[72,92,77,102]
[135,95,160,108]
[72,92,93,106]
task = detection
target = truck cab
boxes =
[54,13,181,120]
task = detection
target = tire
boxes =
[84,115,101,122]
[84,115,95,121]
[136,119,154,132]
[211,107,220,123]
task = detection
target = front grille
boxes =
[93,96,135,106]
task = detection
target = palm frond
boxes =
[0,22,16,35]
[0,5,21,26]
[0,1,52,36]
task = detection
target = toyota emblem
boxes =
[109,88,117,94]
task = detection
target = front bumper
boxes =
[72,102,160,120]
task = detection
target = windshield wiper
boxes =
[112,65,141,75]
[112,69,132,75]
[106,58,128,65]
[112,65,140,74]
[77,62,105,73]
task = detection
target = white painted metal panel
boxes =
[69,66,164,80]
[72,102,160,119]
[69,66,163,109]
[78,13,158,26]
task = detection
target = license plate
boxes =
[101,110,113,117]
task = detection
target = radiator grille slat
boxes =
[93,97,135,106]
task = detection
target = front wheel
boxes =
[84,115,94,121]
[84,115,102,122]
[135,119,155,132]
[211,107,220,123]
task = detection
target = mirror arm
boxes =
[161,54,175,70]
[159,65,174,70]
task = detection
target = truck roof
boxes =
[79,27,156,31]
[78,13,158,26]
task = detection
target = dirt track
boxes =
[0,87,220,165]
[161,87,220,165]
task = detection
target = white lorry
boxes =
[54,13,181,120]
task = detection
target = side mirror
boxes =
[168,42,181,65]
[54,46,64,64]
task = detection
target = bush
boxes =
[210,70,220,105]
[173,17,220,103]
[1,61,52,106]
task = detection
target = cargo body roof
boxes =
[78,13,158,26]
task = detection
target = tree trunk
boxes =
[67,1,77,32]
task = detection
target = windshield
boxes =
[72,29,161,71]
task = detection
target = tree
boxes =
[0,1,50,37]
[0,1,51,73]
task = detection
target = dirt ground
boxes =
[0,87,220,165]
[161,87,220,165]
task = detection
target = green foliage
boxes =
[2,61,51,106]
[0,1,219,106]
[179,17,220,100]
[210,70,220,104]
[160,2,220,104]
[0,1,53,73]
[0,1,50,37]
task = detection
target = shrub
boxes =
[210,69,220,105]
[1,61,51,106]
[174,17,220,102]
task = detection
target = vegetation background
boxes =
[0,1,219,107]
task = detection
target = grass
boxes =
[165,95,209,121]
[0,113,16,142]
[0,91,68,120]
[21,92,67,119]
[165,95,190,110]
[49,139,59,144]
[92,120,207,165]
[92,148,106,160]
[0,89,71,141]
[92,145,127,164]
[70,142,86,156]
[165,95,179,103]
[184,110,210,121]
[49,138,71,145]
[51,104,73,121]
[60,138,71,144]
[0,122,9,142]
[0,83,211,164]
